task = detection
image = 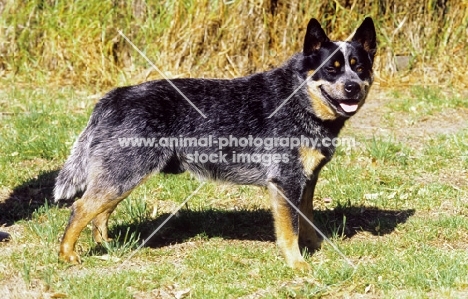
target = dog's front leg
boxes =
[268,181,310,271]
[299,176,322,251]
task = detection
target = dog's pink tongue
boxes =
[340,102,359,113]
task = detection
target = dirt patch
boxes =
[347,87,468,142]
[346,87,393,136]
[408,108,468,137]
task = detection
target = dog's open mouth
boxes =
[320,86,360,115]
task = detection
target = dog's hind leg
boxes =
[58,146,173,264]
[92,204,119,243]
[59,185,133,264]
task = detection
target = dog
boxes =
[54,17,376,270]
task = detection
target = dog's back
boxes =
[54,56,315,199]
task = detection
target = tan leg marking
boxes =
[59,196,106,264]
[92,204,119,243]
[59,189,131,264]
[268,183,310,271]
[299,147,325,177]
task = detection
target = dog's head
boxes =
[302,17,376,120]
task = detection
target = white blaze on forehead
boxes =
[334,42,348,56]
[333,41,361,82]
[334,41,354,59]
[334,42,359,57]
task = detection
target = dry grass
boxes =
[1,1,468,297]
[1,0,467,89]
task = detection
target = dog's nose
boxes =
[344,82,360,97]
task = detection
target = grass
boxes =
[1,1,468,297]
[1,83,467,298]
[388,87,468,116]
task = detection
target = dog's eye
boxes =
[356,66,364,73]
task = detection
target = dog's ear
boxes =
[303,18,329,56]
[352,17,377,59]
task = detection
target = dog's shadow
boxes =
[0,170,73,226]
[1,170,414,248]
[109,205,415,249]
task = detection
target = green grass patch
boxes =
[386,86,468,117]
[1,84,467,297]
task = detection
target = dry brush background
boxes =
[1,0,467,89]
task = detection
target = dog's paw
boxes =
[284,253,311,271]
[291,260,311,272]
[300,236,323,252]
[59,251,82,265]
[94,236,113,244]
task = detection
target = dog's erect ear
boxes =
[303,18,329,56]
[352,17,377,58]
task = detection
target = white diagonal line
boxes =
[268,182,356,269]
[118,30,207,118]
[267,32,355,119]
[118,182,206,269]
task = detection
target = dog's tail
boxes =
[54,111,100,202]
